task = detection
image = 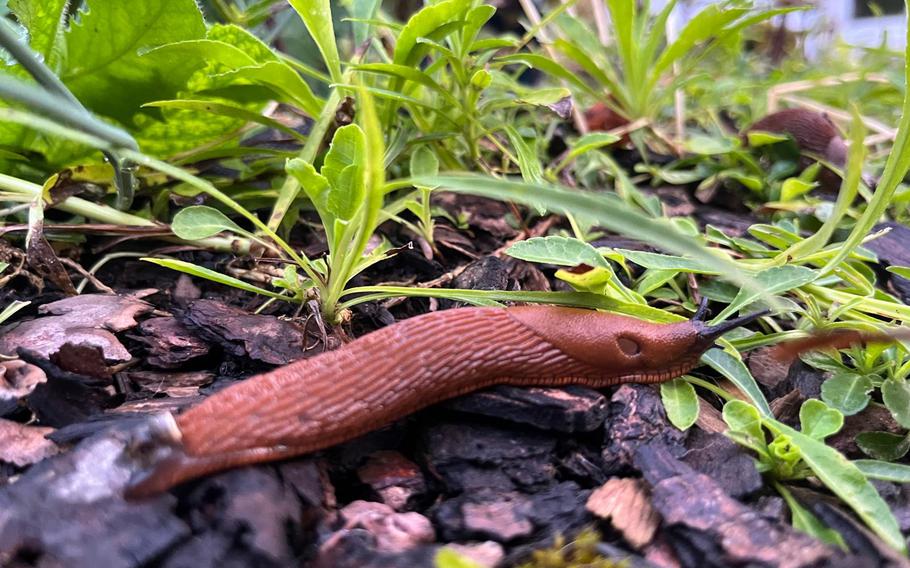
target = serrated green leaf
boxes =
[661,378,699,431]
[9,0,68,67]
[62,0,206,123]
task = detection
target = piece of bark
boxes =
[421,421,557,493]
[50,343,111,381]
[433,490,534,542]
[602,385,687,475]
[0,360,46,400]
[0,418,58,467]
[0,293,152,362]
[446,385,607,433]
[182,299,307,365]
[333,500,435,554]
[635,444,837,568]
[357,451,426,512]
[123,370,214,398]
[681,429,762,498]
[586,477,659,549]
[132,317,210,368]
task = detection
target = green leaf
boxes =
[62,0,206,123]
[661,378,699,431]
[747,130,790,146]
[212,61,323,117]
[765,419,906,554]
[882,378,910,429]
[349,0,383,45]
[722,399,767,454]
[323,124,366,221]
[798,399,843,441]
[856,432,910,462]
[143,258,288,300]
[775,482,846,549]
[703,350,772,416]
[288,0,342,82]
[887,265,910,280]
[780,177,818,202]
[564,132,621,162]
[143,99,306,141]
[0,300,30,326]
[685,135,735,155]
[171,205,245,240]
[617,249,720,274]
[503,125,544,184]
[410,145,439,179]
[495,53,594,96]
[286,158,331,221]
[711,265,817,323]
[506,236,609,268]
[820,372,873,416]
[393,0,471,67]
[9,0,68,67]
[854,459,910,482]
[421,174,775,308]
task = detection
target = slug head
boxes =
[509,305,768,381]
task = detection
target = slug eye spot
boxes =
[617,336,641,356]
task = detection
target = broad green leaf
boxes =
[393,0,471,67]
[704,350,772,416]
[616,249,720,274]
[882,378,910,429]
[506,236,608,268]
[856,431,910,462]
[62,0,206,122]
[354,63,458,106]
[685,135,735,155]
[798,399,843,441]
[143,258,288,300]
[323,124,366,221]
[171,205,245,240]
[410,145,439,179]
[722,399,766,452]
[780,178,817,202]
[143,100,306,141]
[286,158,331,221]
[747,130,790,146]
[212,61,323,117]
[140,39,256,71]
[207,23,279,64]
[9,0,68,67]
[854,459,910,483]
[288,0,341,82]
[711,266,817,323]
[820,373,873,416]
[661,378,699,431]
[461,4,496,52]
[766,419,906,554]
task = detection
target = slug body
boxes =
[126,305,758,497]
[746,108,847,167]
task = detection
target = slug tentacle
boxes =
[126,305,765,497]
